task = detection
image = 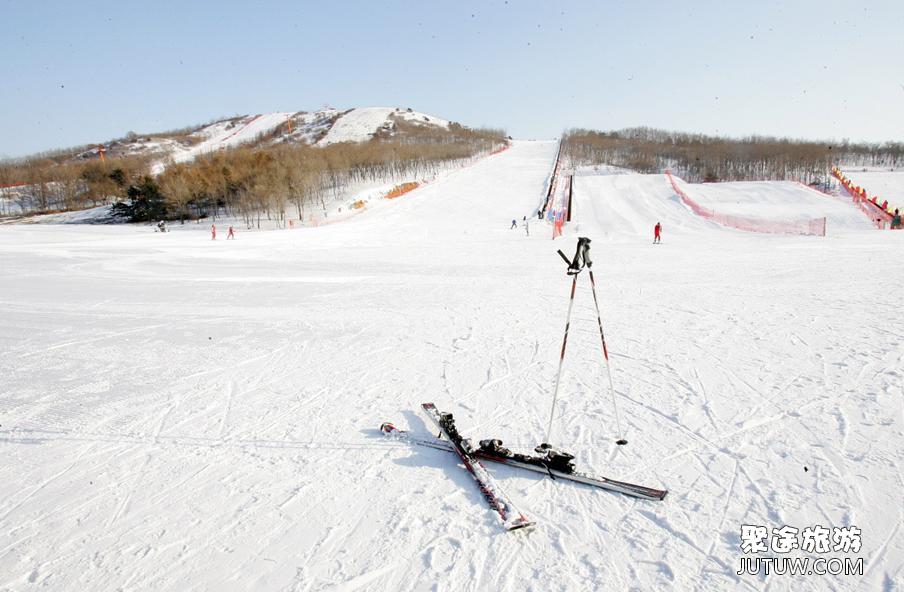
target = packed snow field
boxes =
[2,142,903,591]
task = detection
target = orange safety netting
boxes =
[665,172,826,237]
[385,182,419,199]
[549,174,571,239]
[830,167,896,229]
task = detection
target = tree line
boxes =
[0,156,151,215]
[562,127,904,185]
[1,121,505,222]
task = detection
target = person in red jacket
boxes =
[211,224,216,240]
[653,222,662,244]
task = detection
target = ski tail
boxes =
[421,403,535,532]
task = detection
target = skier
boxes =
[522,216,530,236]
[227,226,235,240]
[156,220,167,233]
[511,218,517,229]
[211,224,216,240]
[653,222,662,244]
[892,208,901,230]
[537,210,543,220]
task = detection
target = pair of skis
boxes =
[388,403,666,532]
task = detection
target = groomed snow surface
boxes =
[2,142,903,591]
[573,172,873,239]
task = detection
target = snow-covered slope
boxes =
[841,168,904,211]
[572,173,871,241]
[2,141,902,591]
[675,179,872,231]
[76,106,452,173]
[156,112,296,172]
[0,204,114,224]
[317,107,449,145]
[572,173,717,240]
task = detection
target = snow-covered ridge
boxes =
[75,107,452,173]
[318,107,449,145]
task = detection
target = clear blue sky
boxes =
[1,0,902,158]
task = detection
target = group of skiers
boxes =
[511,216,663,243]
[155,220,239,239]
[210,224,235,240]
[510,216,530,236]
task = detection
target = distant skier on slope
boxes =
[227,226,235,240]
[653,222,662,244]
[511,218,517,229]
[211,224,217,240]
[523,216,530,236]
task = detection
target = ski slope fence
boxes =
[550,174,570,239]
[665,172,826,237]
[541,140,563,215]
[830,167,897,229]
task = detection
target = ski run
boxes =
[2,141,903,590]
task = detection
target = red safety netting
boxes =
[549,174,571,239]
[830,167,895,230]
[665,172,826,237]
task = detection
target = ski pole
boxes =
[545,273,578,444]
[587,269,627,446]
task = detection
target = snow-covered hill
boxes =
[570,172,871,241]
[75,106,452,173]
[318,107,449,145]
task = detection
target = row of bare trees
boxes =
[156,126,504,228]
[563,127,904,184]
[0,156,151,215]
[1,124,505,223]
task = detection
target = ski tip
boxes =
[506,518,536,532]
